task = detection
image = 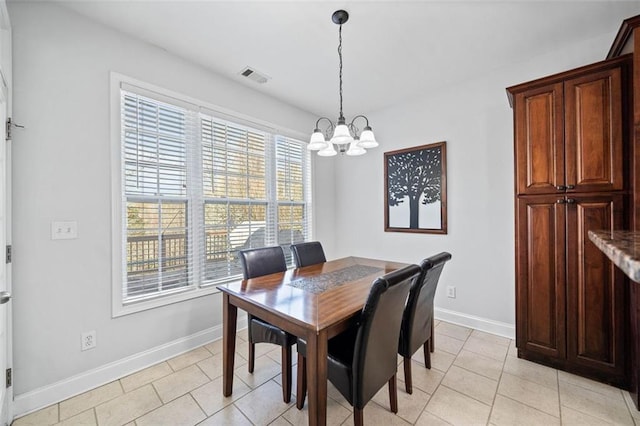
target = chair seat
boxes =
[398,309,433,358]
[251,317,296,347]
[297,327,358,405]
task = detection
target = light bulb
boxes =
[318,142,337,157]
[308,129,328,151]
[346,139,366,156]
[358,127,378,149]
[330,123,354,145]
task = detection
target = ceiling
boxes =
[48,1,640,118]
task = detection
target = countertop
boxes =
[589,230,640,282]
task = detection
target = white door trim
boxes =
[0,1,13,424]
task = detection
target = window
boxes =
[122,93,194,300]
[113,78,311,315]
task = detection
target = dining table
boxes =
[217,256,410,426]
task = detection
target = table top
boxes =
[217,256,409,333]
[588,230,640,282]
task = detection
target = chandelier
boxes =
[308,10,378,157]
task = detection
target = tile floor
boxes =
[12,320,640,425]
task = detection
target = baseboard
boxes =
[13,317,248,418]
[14,309,511,418]
[434,307,515,340]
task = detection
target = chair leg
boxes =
[403,356,413,394]
[424,341,431,369]
[282,346,292,403]
[430,318,435,352]
[354,407,364,426]
[388,374,398,413]
[296,353,307,409]
[248,342,255,373]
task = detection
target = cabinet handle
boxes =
[556,185,567,190]
[566,185,575,190]
[556,199,566,204]
[566,198,576,204]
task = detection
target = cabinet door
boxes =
[514,83,565,195]
[565,194,625,384]
[516,196,566,358]
[565,68,623,192]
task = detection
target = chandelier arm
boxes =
[315,116,334,129]
[349,115,370,128]
[347,122,359,137]
[314,116,335,140]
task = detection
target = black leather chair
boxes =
[238,246,296,403]
[290,241,326,268]
[296,264,421,425]
[398,252,452,394]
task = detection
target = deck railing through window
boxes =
[126,232,238,296]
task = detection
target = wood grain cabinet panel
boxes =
[515,84,564,195]
[565,69,623,192]
[516,196,566,358]
[566,194,625,383]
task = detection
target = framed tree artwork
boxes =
[384,141,447,234]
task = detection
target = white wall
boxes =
[8,1,335,407]
[332,30,620,332]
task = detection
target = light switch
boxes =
[51,221,78,240]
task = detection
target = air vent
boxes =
[239,66,270,84]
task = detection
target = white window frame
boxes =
[110,73,313,317]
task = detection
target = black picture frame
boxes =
[384,141,447,234]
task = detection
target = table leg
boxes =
[306,329,328,426]
[222,293,237,397]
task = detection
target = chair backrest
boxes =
[290,241,326,268]
[399,252,452,357]
[353,264,421,409]
[238,246,287,280]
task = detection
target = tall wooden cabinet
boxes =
[608,14,640,410]
[508,55,631,387]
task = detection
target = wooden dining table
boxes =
[217,256,410,426]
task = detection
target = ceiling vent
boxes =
[239,66,270,84]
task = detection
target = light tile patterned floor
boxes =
[13,320,639,425]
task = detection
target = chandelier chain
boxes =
[338,23,343,119]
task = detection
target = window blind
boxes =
[122,91,200,301]
[276,135,309,264]
[201,115,275,282]
[118,81,311,308]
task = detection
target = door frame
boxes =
[0,1,12,424]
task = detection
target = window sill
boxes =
[112,284,224,318]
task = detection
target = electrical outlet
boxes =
[447,286,456,298]
[81,330,96,351]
